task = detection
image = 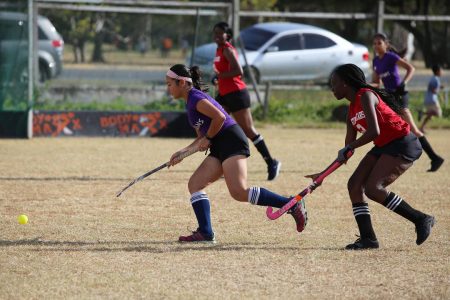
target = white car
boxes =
[189,22,370,84]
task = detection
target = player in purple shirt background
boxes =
[165,64,307,243]
[371,33,444,172]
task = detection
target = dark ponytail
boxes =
[169,64,209,92]
[189,66,209,92]
[333,64,403,115]
[373,33,407,58]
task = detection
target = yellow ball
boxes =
[18,214,28,225]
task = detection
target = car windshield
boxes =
[240,27,276,51]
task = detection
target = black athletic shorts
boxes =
[389,88,410,109]
[208,124,250,163]
[397,92,410,108]
[368,132,422,162]
[215,89,251,112]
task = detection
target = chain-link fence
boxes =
[0,2,30,111]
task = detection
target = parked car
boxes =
[189,22,370,84]
[0,11,64,83]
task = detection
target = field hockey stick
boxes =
[116,148,198,197]
[266,150,354,220]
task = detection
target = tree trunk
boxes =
[91,15,105,63]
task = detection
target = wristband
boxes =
[205,135,213,141]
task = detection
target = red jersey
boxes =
[214,42,247,96]
[348,88,410,147]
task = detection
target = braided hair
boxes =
[169,64,209,92]
[333,64,403,114]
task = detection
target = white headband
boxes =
[166,69,193,82]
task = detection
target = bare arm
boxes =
[169,101,225,166]
[345,117,357,147]
[347,92,380,149]
[396,58,415,84]
[217,47,244,79]
[371,71,381,88]
[196,99,226,138]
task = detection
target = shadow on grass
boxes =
[0,176,124,182]
[0,169,311,182]
[0,174,188,182]
[0,238,351,252]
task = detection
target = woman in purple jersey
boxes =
[165,64,307,243]
[372,33,444,172]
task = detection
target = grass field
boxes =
[0,128,449,299]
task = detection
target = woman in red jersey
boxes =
[308,64,435,250]
[212,22,281,181]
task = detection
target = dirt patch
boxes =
[0,128,448,299]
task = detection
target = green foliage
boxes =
[241,0,277,10]
[143,97,185,111]
[31,87,450,128]
[253,89,450,129]
[34,96,140,111]
[253,89,345,127]
[33,95,185,112]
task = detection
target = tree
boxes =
[385,0,449,67]
[39,9,93,63]
[91,13,106,63]
[69,14,93,63]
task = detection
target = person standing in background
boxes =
[371,33,444,172]
[212,22,281,181]
[420,65,444,133]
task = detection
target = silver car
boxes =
[0,11,64,82]
[190,22,370,84]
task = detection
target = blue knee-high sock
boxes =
[190,191,213,237]
[248,187,290,208]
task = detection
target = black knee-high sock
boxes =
[352,202,377,240]
[419,136,440,161]
[251,134,273,164]
[383,192,426,224]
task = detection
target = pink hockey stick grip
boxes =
[266,195,303,220]
[266,150,353,220]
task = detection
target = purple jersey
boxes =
[373,51,402,92]
[186,88,236,136]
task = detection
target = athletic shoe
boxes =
[267,159,281,181]
[415,215,435,245]
[427,157,444,172]
[178,229,216,244]
[345,237,379,250]
[288,200,308,232]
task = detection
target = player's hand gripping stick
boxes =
[266,150,354,220]
[116,148,198,197]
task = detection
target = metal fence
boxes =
[0,0,448,137]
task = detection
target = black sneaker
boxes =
[415,215,435,245]
[267,159,281,181]
[345,237,379,250]
[427,157,444,172]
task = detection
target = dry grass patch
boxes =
[0,128,449,299]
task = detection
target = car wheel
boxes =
[244,66,260,84]
[39,62,50,82]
